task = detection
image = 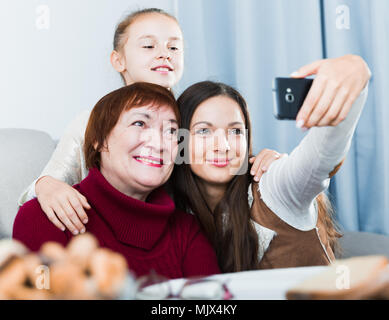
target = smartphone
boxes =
[272,77,313,120]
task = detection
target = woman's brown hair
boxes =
[172,81,341,273]
[172,81,260,273]
[84,82,179,170]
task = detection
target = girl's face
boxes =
[117,13,184,89]
[100,104,178,200]
[189,96,248,187]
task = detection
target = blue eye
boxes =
[195,128,211,135]
[229,128,243,135]
[132,121,145,127]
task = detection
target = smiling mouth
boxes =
[207,159,230,168]
[134,156,163,168]
[151,66,173,73]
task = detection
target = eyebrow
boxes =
[191,121,212,127]
[191,121,245,127]
[167,119,179,125]
[130,112,178,124]
[228,121,245,126]
[138,35,182,41]
[131,112,150,119]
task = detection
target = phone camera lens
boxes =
[285,93,294,103]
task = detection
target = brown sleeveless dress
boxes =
[250,160,344,269]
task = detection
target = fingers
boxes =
[330,92,357,126]
[296,76,326,129]
[42,205,65,232]
[291,59,324,78]
[250,150,281,182]
[250,157,264,182]
[317,87,348,126]
[66,197,87,233]
[35,176,91,234]
[304,81,338,128]
[42,196,88,235]
[295,55,370,129]
[52,204,80,235]
[250,150,268,180]
[76,192,91,224]
[259,153,280,174]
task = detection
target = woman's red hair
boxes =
[84,82,179,170]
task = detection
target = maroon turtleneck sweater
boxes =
[13,168,220,279]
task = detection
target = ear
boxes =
[110,50,126,73]
[95,141,109,153]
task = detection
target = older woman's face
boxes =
[100,104,178,199]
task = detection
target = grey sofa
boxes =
[1,128,389,259]
[336,231,389,259]
[0,128,56,238]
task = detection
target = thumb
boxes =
[290,59,324,78]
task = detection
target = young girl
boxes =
[18,8,282,235]
[173,55,370,272]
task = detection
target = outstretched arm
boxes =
[258,55,370,230]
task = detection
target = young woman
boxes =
[14,83,221,279]
[18,8,280,235]
[172,55,370,273]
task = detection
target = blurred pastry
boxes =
[0,239,28,266]
[0,257,28,297]
[6,285,51,300]
[0,233,133,300]
[40,242,67,263]
[67,233,99,271]
[286,255,389,299]
[89,248,128,298]
[49,259,97,299]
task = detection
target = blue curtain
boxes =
[176,0,389,235]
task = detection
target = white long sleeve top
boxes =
[249,85,368,261]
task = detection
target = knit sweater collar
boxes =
[79,168,175,250]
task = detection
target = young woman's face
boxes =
[189,96,248,187]
[120,13,184,89]
[100,105,178,199]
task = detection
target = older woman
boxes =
[13,82,220,279]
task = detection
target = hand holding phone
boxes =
[272,77,313,120]
[274,55,370,129]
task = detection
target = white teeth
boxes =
[154,67,170,72]
[136,157,161,165]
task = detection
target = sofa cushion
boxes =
[0,128,56,238]
[336,231,389,259]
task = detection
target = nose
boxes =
[213,129,231,153]
[141,128,164,153]
[157,46,171,60]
